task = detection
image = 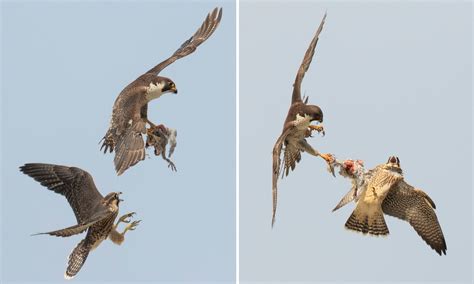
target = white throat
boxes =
[145,82,165,101]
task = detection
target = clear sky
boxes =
[240,1,472,282]
[1,0,235,283]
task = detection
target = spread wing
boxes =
[291,13,326,104]
[20,164,105,224]
[271,124,300,227]
[146,7,223,75]
[382,180,447,255]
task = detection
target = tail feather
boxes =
[65,239,90,280]
[345,208,389,236]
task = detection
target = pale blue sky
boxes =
[240,1,472,282]
[1,0,235,283]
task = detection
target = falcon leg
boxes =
[298,140,335,176]
[109,212,141,246]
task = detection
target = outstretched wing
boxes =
[20,163,105,224]
[291,13,327,104]
[382,180,447,255]
[271,124,299,227]
[146,7,223,75]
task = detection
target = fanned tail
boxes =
[345,207,389,236]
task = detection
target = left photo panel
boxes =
[1,1,236,282]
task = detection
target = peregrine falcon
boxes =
[101,7,223,175]
[271,13,335,227]
[333,156,447,255]
[20,163,141,279]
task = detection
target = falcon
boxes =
[271,13,335,227]
[333,156,447,255]
[20,163,141,279]
[101,7,223,175]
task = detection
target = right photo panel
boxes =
[240,1,472,282]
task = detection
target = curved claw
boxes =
[127,220,141,231]
[118,212,136,224]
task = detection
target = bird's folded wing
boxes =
[114,120,147,176]
[382,181,447,255]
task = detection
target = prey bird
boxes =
[20,163,141,279]
[333,156,447,255]
[271,13,335,227]
[101,7,223,175]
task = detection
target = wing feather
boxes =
[382,181,447,255]
[271,124,297,227]
[146,7,223,75]
[20,164,104,224]
[291,13,326,104]
[114,121,147,176]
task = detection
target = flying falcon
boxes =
[333,156,447,255]
[20,163,141,279]
[271,13,335,227]
[101,7,223,175]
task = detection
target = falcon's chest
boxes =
[286,114,312,143]
[294,113,312,130]
[145,82,165,101]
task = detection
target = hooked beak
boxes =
[117,191,123,202]
[171,86,178,94]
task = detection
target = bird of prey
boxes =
[20,163,141,279]
[101,7,223,175]
[333,156,447,255]
[271,13,335,227]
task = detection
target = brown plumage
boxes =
[20,163,141,279]
[101,7,223,175]
[335,156,447,255]
[271,13,334,227]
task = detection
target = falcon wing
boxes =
[20,163,105,224]
[32,215,106,237]
[382,180,447,255]
[114,119,147,175]
[271,124,299,227]
[145,7,223,75]
[291,13,326,104]
[332,183,357,212]
[101,86,149,175]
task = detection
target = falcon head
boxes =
[103,191,123,207]
[159,77,178,94]
[303,105,323,123]
[386,156,400,167]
